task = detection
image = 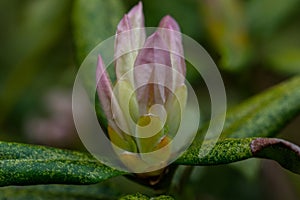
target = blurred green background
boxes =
[0,0,300,199]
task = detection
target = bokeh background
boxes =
[0,0,300,199]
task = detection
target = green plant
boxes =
[1,0,300,199]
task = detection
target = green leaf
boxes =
[222,75,300,138]
[175,138,252,166]
[119,193,149,200]
[0,141,127,187]
[175,137,300,174]
[0,183,119,200]
[175,76,300,174]
[119,193,174,200]
[72,0,125,64]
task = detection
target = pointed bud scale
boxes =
[134,32,172,114]
[97,55,130,141]
[96,55,114,123]
[115,2,146,85]
[165,84,187,137]
[114,79,139,133]
[159,15,186,91]
[127,1,144,31]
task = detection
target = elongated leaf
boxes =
[175,137,300,174]
[0,141,127,187]
[72,0,125,64]
[176,76,300,173]
[119,193,174,200]
[0,184,119,200]
[222,75,300,138]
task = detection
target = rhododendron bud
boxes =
[96,2,187,174]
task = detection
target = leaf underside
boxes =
[175,137,300,174]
